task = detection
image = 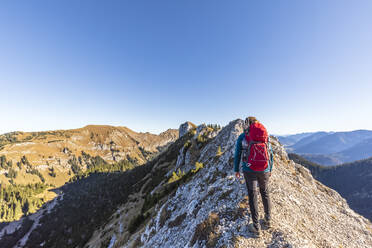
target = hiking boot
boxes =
[262,216,272,229]
[248,223,260,237]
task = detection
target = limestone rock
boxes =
[179,122,196,137]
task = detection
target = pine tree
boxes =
[49,167,56,177]
[16,161,22,170]
[0,155,6,169]
[7,205,13,221]
[14,200,23,219]
[23,198,30,215]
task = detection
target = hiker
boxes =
[234,116,274,237]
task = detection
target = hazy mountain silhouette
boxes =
[278,130,372,165]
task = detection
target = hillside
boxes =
[289,153,372,222]
[84,120,372,247]
[0,125,178,186]
[0,125,178,223]
[332,137,372,163]
[275,132,316,147]
[301,137,372,165]
[300,153,342,166]
[289,131,330,151]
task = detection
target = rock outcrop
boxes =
[179,122,196,137]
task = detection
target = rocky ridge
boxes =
[88,119,372,248]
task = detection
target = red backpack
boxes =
[242,122,270,171]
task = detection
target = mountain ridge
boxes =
[0,124,179,186]
[84,119,372,248]
[2,121,372,247]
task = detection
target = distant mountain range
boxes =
[289,153,372,221]
[277,130,372,165]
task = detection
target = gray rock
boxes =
[195,124,207,136]
[179,122,195,137]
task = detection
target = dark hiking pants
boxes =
[243,171,271,229]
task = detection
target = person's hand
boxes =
[235,172,240,179]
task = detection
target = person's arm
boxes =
[269,142,274,172]
[234,134,244,173]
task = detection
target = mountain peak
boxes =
[179,121,197,137]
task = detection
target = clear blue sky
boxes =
[1,1,372,135]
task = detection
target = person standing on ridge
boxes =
[234,116,274,237]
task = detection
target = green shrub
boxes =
[49,167,56,177]
[192,162,204,173]
[168,169,185,184]
[216,146,223,157]
[184,140,191,149]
